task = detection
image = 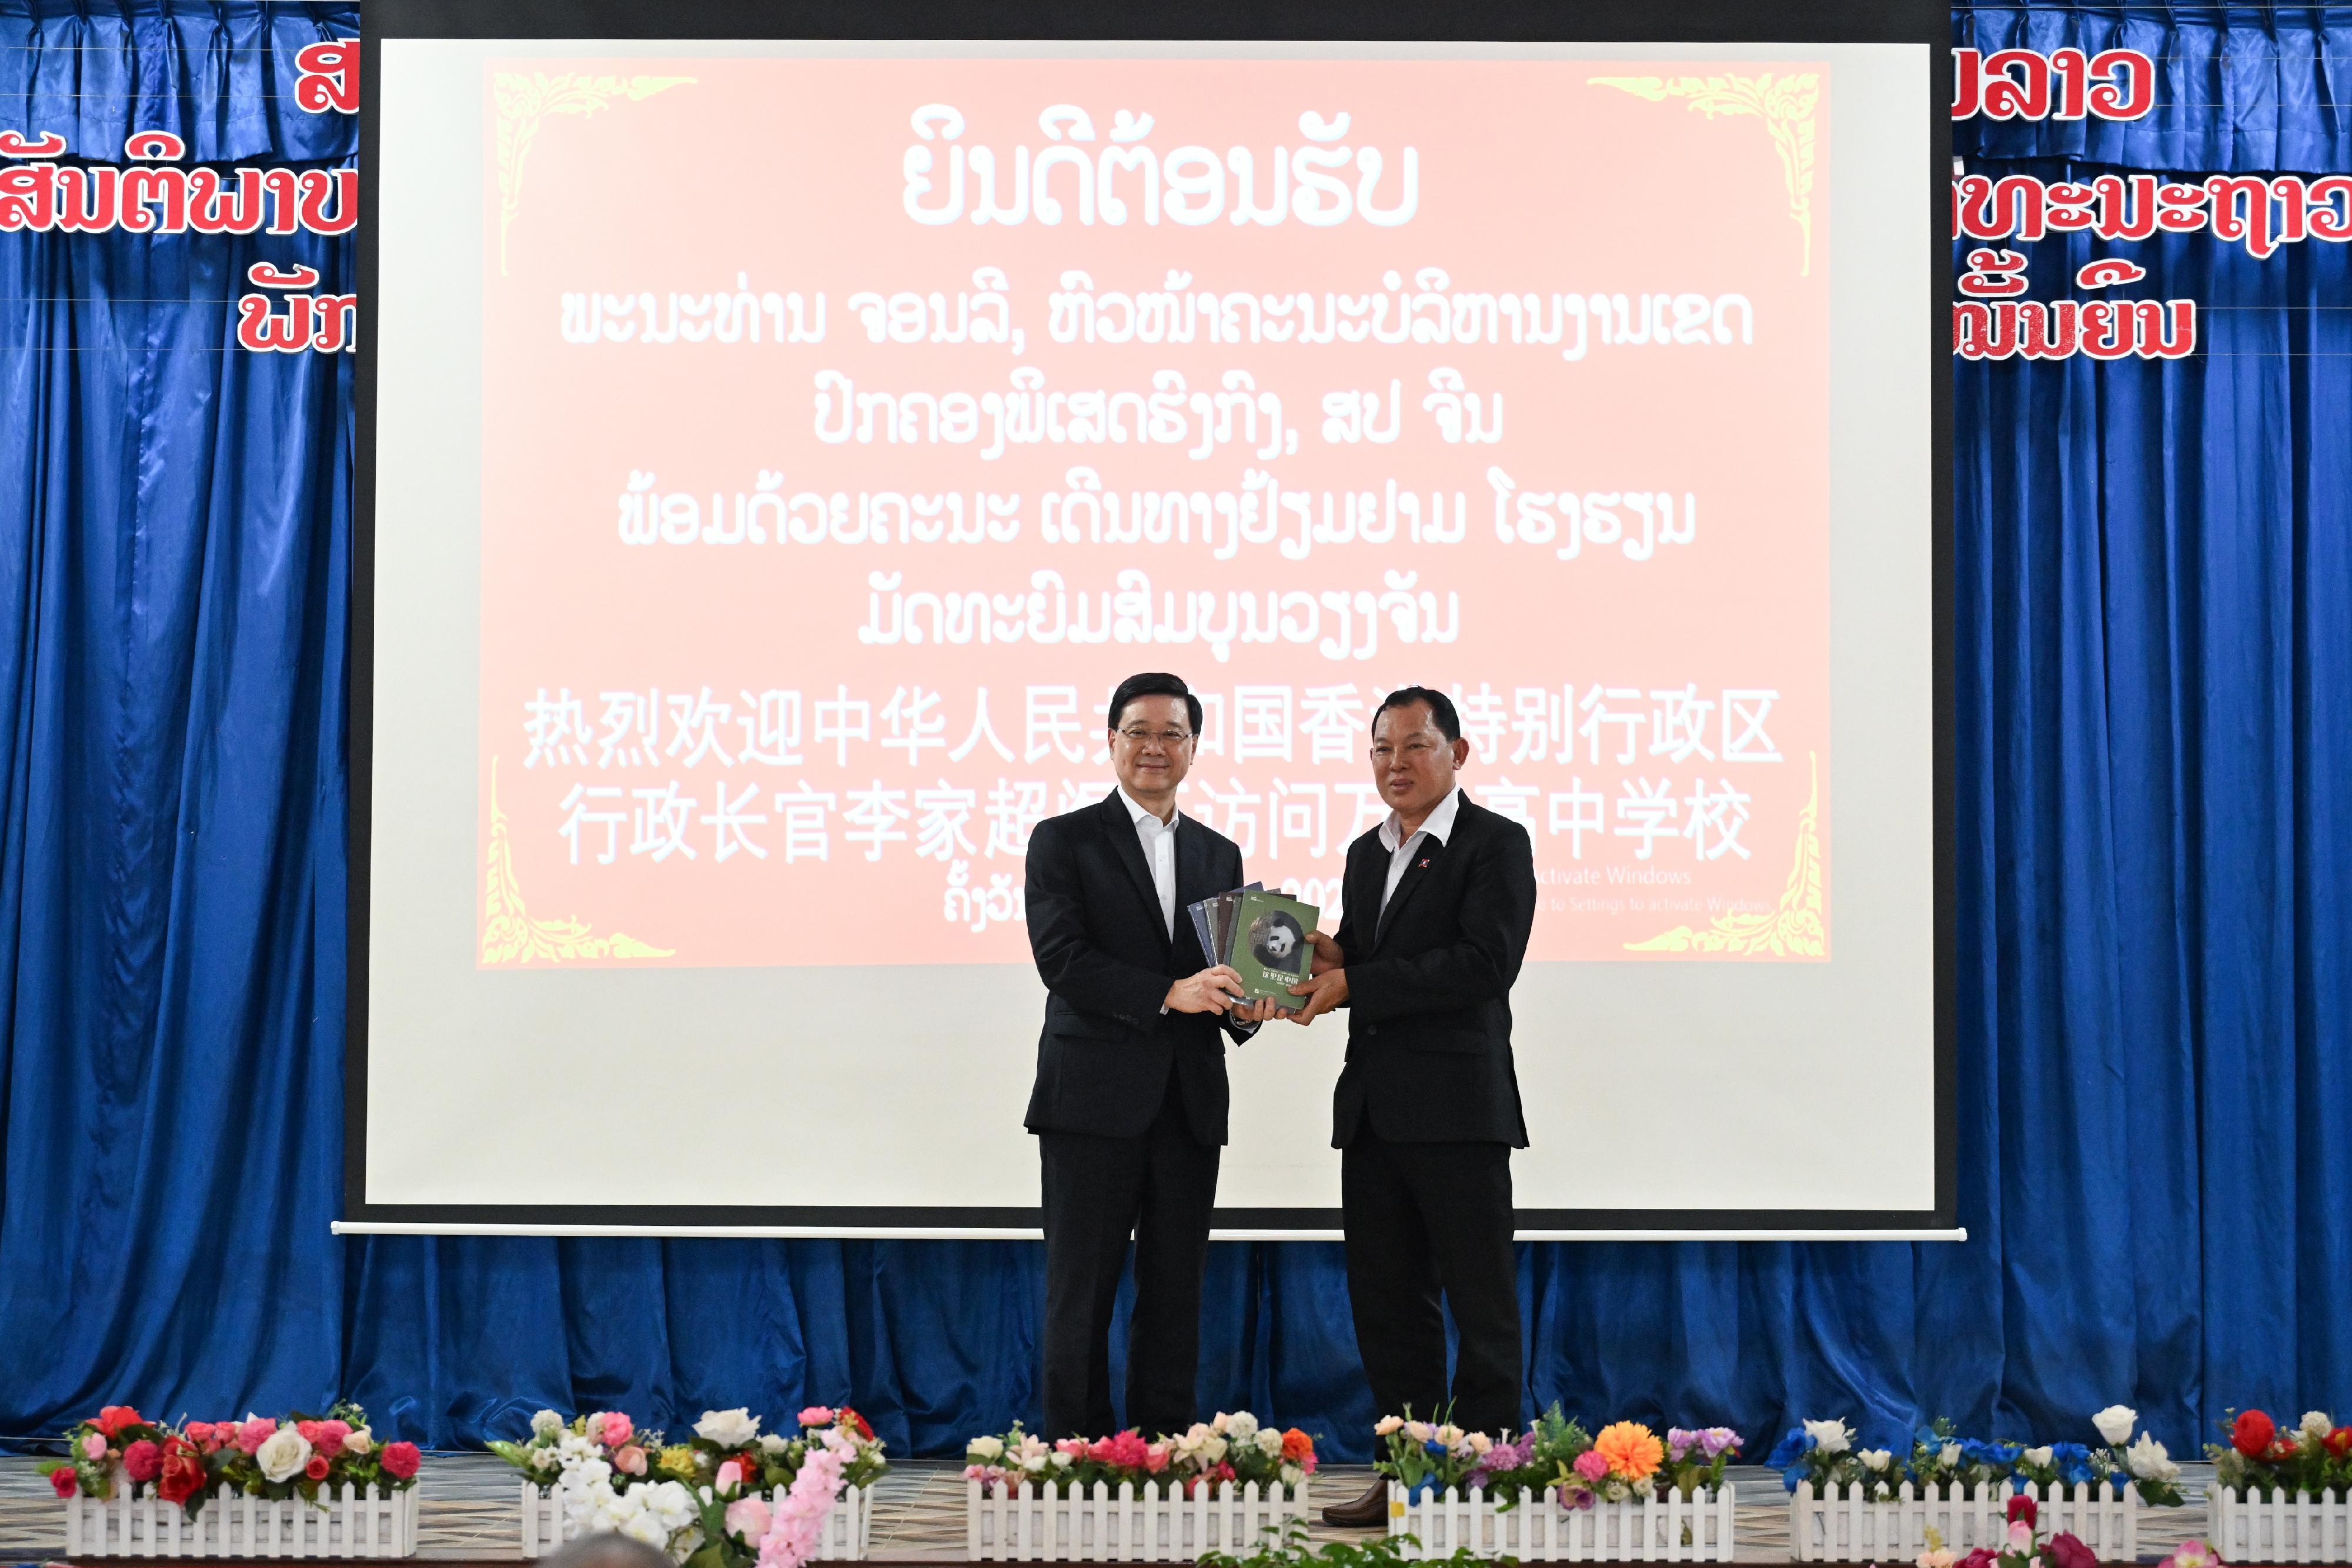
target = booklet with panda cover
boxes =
[1229,888,1321,1007]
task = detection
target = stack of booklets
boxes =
[1187,884,1322,1012]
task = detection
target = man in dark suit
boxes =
[1023,671,1273,1440]
[1284,686,1538,1524]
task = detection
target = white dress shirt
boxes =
[1377,786,1464,913]
[1121,787,1180,938]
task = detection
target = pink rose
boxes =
[715,1460,744,1495]
[304,1454,331,1482]
[597,1413,633,1449]
[82,1433,108,1461]
[317,1420,350,1459]
[2006,1521,2034,1552]
[51,1468,78,1499]
[122,1440,163,1483]
[379,1442,420,1481]
[1144,1443,1170,1474]
[613,1445,647,1476]
[237,1417,275,1455]
[798,1406,834,1427]
[1573,1450,1610,1482]
[724,1497,773,1542]
[1056,1437,1090,1458]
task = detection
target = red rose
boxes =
[96,1406,146,1439]
[379,1442,421,1480]
[50,1468,78,1499]
[157,1452,205,1507]
[2044,1532,2097,1568]
[122,1440,163,1483]
[304,1454,331,1482]
[2233,1410,2276,1457]
[2006,1495,2037,1526]
[2327,1427,2352,1459]
[840,1407,876,1443]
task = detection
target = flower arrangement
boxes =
[1769,1406,2183,1506]
[496,1406,886,1568]
[1372,1405,1740,1507]
[39,1403,421,1514]
[493,1405,887,1502]
[1913,1495,2097,1568]
[964,1412,1317,1497]
[2207,1407,2352,1500]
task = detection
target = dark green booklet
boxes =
[1229,888,1321,1007]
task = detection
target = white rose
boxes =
[2023,1446,2054,1468]
[1279,1464,1304,1490]
[1860,1450,1892,1473]
[1803,1419,1852,1456]
[620,1512,669,1550]
[343,1427,374,1456]
[2126,1434,2178,1482]
[532,1410,564,1437]
[694,1409,761,1448]
[1211,1413,1231,1434]
[1226,1412,1259,1443]
[1940,1443,1963,1467]
[255,1426,314,1483]
[2092,1406,2137,1447]
[758,1434,789,1456]
[2303,1412,2333,1439]
[967,1436,1005,1462]
[1202,1436,1228,1463]
[532,1446,562,1471]
[1256,1429,1285,1457]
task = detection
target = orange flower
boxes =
[1281,1429,1315,1463]
[1593,1421,1665,1483]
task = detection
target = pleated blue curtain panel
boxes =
[2,0,2350,1459]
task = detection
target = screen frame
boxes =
[347,0,1957,1237]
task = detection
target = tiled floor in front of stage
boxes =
[0,1455,2223,1562]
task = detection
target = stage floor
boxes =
[0,1456,2221,1562]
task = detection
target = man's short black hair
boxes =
[1107,672,1204,735]
[1371,686,1461,743]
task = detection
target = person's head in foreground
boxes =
[542,1535,675,1568]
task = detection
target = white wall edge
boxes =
[332,1222,1967,1242]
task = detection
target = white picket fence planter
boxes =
[64,1485,418,1558]
[965,1478,1309,1560]
[519,1480,873,1560]
[1788,1481,2135,1563]
[2207,1486,2352,1563]
[1387,1483,1735,1562]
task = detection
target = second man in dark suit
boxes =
[1022,671,1274,1440]
[1285,685,1539,1524]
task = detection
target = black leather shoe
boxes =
[1321,1475,1391,1529]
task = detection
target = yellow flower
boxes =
[1593,1422,1665,1483]
[659,1445,701,1479]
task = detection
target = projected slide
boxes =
[481,60,1824,968]
[362,36,1940,1228]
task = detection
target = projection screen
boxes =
[348,1,1954,1236]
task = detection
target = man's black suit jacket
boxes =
[1328,793,1538,1148]
[1023,790,1251,1145]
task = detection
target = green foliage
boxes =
[1198,1518,1495,1568]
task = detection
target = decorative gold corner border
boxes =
[493,72,696,276]
[482,758,675,965]
[1623,751,1825,958]
[1588,72,1819,276]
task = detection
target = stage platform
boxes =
[0,1456,2222,1563]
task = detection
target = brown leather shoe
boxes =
[1321,1475,1391,1529]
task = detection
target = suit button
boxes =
[1362,1024,1377,1036]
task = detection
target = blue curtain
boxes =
[4,0,2349,1462]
